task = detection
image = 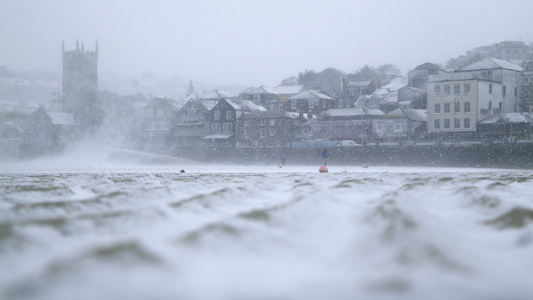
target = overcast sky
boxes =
[2,0,533,88]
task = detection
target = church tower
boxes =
[62,39,100,129]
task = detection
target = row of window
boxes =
[239,140,285,148]
[375,122,402,131]
[433,118,471,130]
[244,128,276,138]
[144,121,171,131]
[213,111,233,120]
[145,108,170,117]
[244,118,287,126]
[434,83,471,96]
[434,102,470,114]
[291,99,330,110]
[210,123,233,134]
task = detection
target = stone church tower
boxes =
[62,40,101,130]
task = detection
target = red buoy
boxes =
[319,165,328,173]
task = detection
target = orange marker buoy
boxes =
[319,165,328,173]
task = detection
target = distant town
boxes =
[2,39,533,165]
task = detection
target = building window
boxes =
[464,102,470,113]
[376,122,383,131]
[270,128,275,136]
[211,123,221,133]
[455,101,460,113]
[434,119,440,130]
[515,87,518,97]
[444,85,450,95]
[464,83,471,94]
[244,129,249,138]
[239,140,252,148]
[244,119,250,127]
[157,108,164,117]
[444,103,450,114]
[489,84,493,94]
[309,99,315,109]
[434,85,441,96]
[260,119,266,126]
[260,128,266,138]
[269,119,275,126]
[394,122,402,131]
[214,111,220,120]
[454,118,460,129]
[444,119,450,129]
[291,100,297,110]
[503,85,506,96]
[434,103,440,114]
[226,111,232,120]
[454,84,460,95]
[464,118,470,129]
[222,123,232,133]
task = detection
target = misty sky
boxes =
[2,0,533,88]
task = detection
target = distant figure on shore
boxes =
[322,148,329,165]
[363,164,369,168]
[281,156,286,166]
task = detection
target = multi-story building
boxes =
[427,58,523,139]
[373,108,427,142]
[239,85,303,111]
[236,110,305,149]
[287,90,335,116]
[174,98,217,149]
[140,97,180,153]
[205,98,266,148]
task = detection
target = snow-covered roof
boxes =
[346,81,373,88]
[324,108,384,117]
[144,97,179,110]
[479,113,530,124]
[203,134,234,139]
[225,99,266,112]
[380,77,408,92]
[49,113,75,125]
[379,109,427,122]
[199,100,218,111]
[273,85,304,95]
[289,90,333,100]
[460,58,523,72]
[201,89,237,99]
[240,85,303,96]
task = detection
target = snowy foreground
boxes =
[1,162,533,300]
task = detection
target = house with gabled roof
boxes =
[299,107,384,142]
[239,85,304,111]
[373,108,427,142]
[200,89,238,100]
[287,90,334,116]
[173,98,218,150]
[205,98,266,148]
[19,106,77,157]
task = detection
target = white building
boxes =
[427,58,523,138]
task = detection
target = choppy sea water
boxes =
[1,164,533,300]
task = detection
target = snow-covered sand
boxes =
[1,164,533,299]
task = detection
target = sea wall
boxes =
[176,143,533,169]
